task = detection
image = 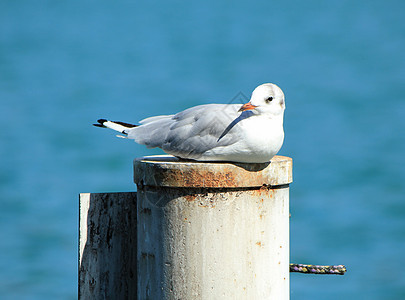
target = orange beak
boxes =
[238,102,257,112]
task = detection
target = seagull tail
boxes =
[93,119,138,137]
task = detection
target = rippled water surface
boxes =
[1,1,404,299]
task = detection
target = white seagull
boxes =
[94,83,285,163]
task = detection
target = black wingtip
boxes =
[112,121,138,128]
[93,119,108,128]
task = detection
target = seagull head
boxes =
[239,83,285,117]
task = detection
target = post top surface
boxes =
[134,155,292,188]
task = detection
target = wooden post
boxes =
[79,192,137,299]
[134,155,292,299]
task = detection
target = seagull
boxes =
[94,83,285,163]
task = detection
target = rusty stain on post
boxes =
[134,155,292,188]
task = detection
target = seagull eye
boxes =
[265,96,273,103]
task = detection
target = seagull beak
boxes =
[238,102,257,112]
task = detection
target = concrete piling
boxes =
[134,155,292,299]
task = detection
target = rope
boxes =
[290,263,346,275]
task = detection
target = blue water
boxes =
[1,0,404,299]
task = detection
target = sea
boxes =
[1,0,404,299]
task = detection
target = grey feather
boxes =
[126,104,243,159]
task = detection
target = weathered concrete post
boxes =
[134,155,292,300]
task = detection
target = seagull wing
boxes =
[126,104,242,159]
